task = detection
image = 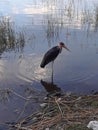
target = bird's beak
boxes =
[63,45,70,52]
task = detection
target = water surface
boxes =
[0,0,98,126]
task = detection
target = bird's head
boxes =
[59,42,70,51]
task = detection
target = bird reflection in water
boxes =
[40,42,70,96]
[40,79,62,97]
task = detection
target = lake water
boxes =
[0,0,98,126]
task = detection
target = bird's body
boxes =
[40,46,61,68]
[40,42,70,68]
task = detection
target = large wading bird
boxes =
[40,42,70,82]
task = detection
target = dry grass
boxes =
[10,93,98,130]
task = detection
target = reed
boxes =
[0,17,25,54]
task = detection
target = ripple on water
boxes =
[64,71,97,84]
[54,58,98,85]
[16,54,98,85]
[17,54,51,82]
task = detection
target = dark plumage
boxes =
[40,46,60,68]
[40,42,70,68]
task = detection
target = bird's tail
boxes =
[40,62,45,68]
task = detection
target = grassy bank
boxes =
[10,93,98,130]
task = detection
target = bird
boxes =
[40,42,70,82]
[40,42,70,68]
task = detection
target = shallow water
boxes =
[0,0,98,126]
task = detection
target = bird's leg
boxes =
[51,61,54,84]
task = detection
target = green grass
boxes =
[66,124,90,130]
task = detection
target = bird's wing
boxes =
[40,46,60,67]
[44,46,60,61]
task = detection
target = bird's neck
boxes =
[58,45,62,53]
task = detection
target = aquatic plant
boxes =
[94,6,98,31]
[41,0,98,45]
[0,17,25,55]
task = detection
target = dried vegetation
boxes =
[9,93,98,130]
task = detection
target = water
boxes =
[0,0,98,126]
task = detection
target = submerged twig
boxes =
[16,101,29,122]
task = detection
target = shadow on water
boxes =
[40,62,62,97]
[40,79,62,97]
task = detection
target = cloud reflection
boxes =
[23,6,48,15]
